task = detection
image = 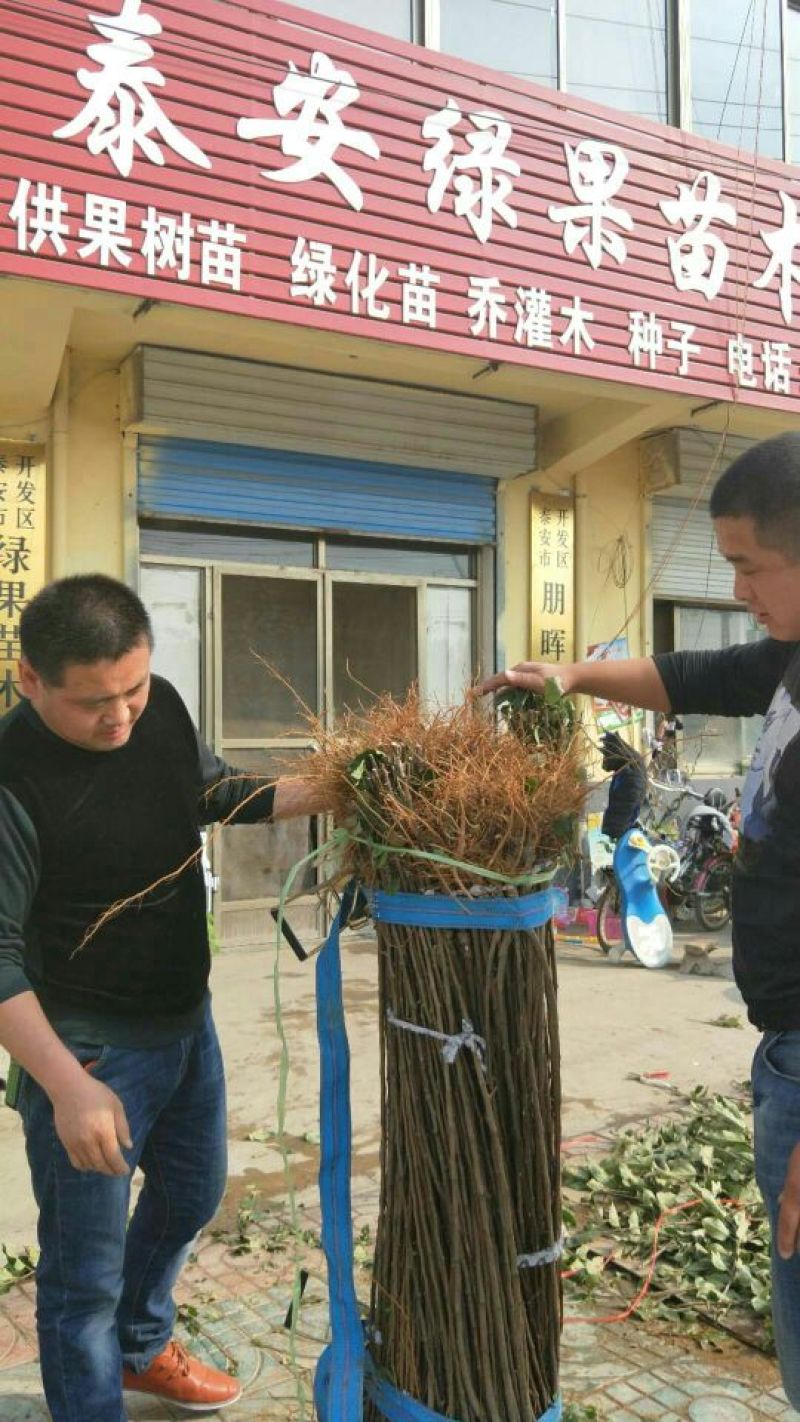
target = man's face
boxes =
[18,640,152,752]
[715,515,800,640]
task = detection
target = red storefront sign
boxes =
[2,0,800,409]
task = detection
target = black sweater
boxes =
[655,638,800,1030]
[0,676,276,1045]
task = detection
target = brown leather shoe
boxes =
[122,1339,242,1411]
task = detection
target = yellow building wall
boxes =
[496,472,536,667]
[575,444,645,667]
[53,355,126,580]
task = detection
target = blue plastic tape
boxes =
[314,882,365,1422]
[313,882,562,1422]
[366,1363,562,1422]
[367,885,559,930]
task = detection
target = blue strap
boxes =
[367,885,561,930]
[313,880,562,1422]
[314,883,364,1422]
[366,1363,562,1422]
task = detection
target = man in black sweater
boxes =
[0,574,325,1421]
[481,431,800,1409]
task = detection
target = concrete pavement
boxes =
[2,921,791,1419]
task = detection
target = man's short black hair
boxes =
[710,433,800,559]
[20,574,153,685]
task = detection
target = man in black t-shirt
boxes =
[480,431,800,1409]
[0,574,325,1421]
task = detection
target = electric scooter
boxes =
[594,733,679,969]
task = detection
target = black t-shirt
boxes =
[0,676,276,1046]
[656,639,800,1029]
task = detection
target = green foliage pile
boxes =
[564,1089,772,1336]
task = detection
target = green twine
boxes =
[345,830,557,888]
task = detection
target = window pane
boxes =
[788,3,800,162]
[218,749,316,901]
[221,575,318,737]
[677,607,764,774]
[565,0,667,124]
[691,0,784,159]
[332,582,417,715]
[282,0,413,40]
[139,565,202,728]
[425,586,473,709]
[326,540,472,578]
[440,0,557,87]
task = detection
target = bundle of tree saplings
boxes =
[297,684,585,1422]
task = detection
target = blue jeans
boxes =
[17,1001,227,1422]
[753,1030,800,1411]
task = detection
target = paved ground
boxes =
[1,919,793,1419]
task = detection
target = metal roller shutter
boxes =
[650,499,734,602]
[138,435,497,544]
[123,346,536,480]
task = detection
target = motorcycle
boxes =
[658,786,737,930]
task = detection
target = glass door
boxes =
[215,568,323,944]
[142,542,480,946]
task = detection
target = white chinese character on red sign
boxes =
[9,180,70,256]
[291,236,337,306]
[763,341,792,395]
[237,52,380,213]
[197,220,245,290]
[728,335,757,388]
[755,192,800,325]
[666,321,701,376]
[346,251,390,318]
[422,99,519,245]
[467,277,507,339]
[54,0,211,178]
[141,207,194,280]
[398,263,439,328]
[514,288,553,348]
[559,295,596,354]
[659,172,736,301]
[78,194,132,267]
[549,142,633,269]
[628,311,663,370]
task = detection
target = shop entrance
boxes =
[140,534,480,944]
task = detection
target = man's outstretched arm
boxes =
[477,657,671,711]
[197,738,329,824]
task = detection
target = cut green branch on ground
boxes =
[215,1192,321,1259]
[564,1088,772,1345]
[0,1243,37,1295]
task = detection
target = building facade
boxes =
[1,0,798,933]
